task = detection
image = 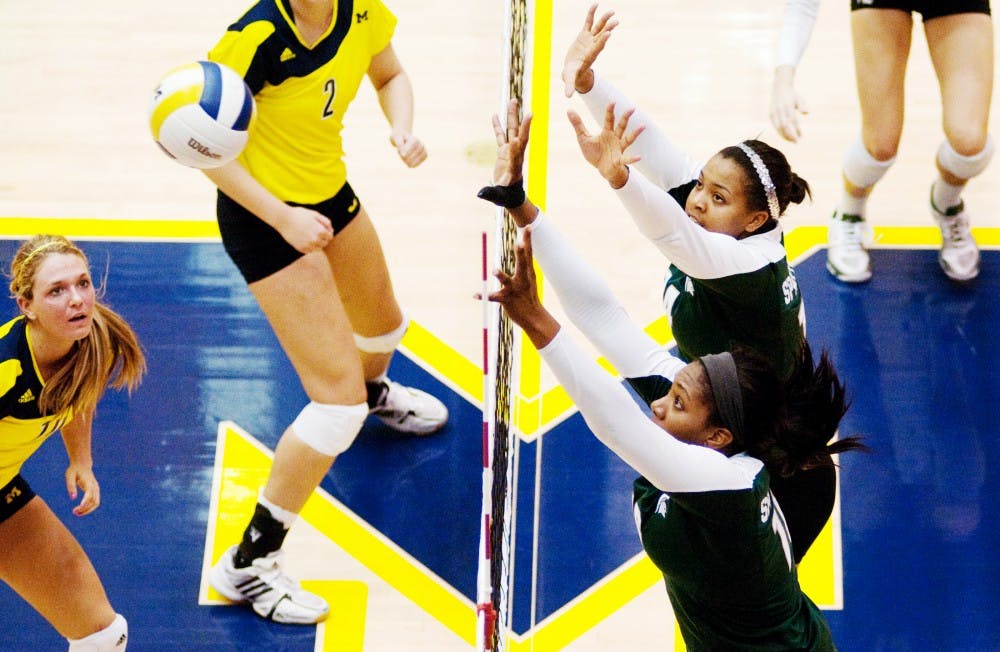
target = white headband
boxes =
[737,143,780,222]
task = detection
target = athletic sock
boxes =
[931,178,964,213]
[234,502,290,567]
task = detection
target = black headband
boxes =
[699,352,745,445]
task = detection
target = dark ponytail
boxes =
[721,139,812,220]
[717,343,868,477]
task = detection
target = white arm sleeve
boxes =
[776,0,820,68]
[615,168,772,278]
[540,330,753,493]
[579,72,702,191]
[529,213,684,379]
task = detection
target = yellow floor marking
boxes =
[10,221,995,648]
[200,421,478,648]
[303,581,369,652]
[0,217,220,239]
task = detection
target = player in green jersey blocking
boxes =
[558,5,836,564]
[479,107,867,649]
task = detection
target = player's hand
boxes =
[481,228,559,349]
[278,206,334,253]
[568,102,643,189]
[66,463,100,516]
[491,99,532,186]
[770,65,808,143]
[562,3,618,97]
[390,129,428,168]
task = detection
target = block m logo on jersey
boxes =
[356,10,368,23]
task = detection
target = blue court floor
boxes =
[0,240,997,651]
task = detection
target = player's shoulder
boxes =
[744,225,788,265]
[0,317,28,401]
[0,317,26,359]
[229,0,283,31]
[346,0,397,31]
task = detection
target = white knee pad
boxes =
[843,137,894,189]
[354,313,408,354]
[291,401,368,457]
[67,614,127,651]
[938,136,994,181]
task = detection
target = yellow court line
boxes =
[0,217,219,239]
[200,420,840,652]
[6,219,995,434]
[519,511,841,651]
[202,422,478,646]
[10,218,936,647]
[515,0,555,424]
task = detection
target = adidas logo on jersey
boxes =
[18,388,34,404]
[280,48,295,62]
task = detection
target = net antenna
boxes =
[476,0,531,649]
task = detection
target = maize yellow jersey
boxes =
[209,0,396,203]
[0,317,73,487]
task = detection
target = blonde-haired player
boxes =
[0,235,146,650]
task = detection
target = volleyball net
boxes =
[476,0,532,649]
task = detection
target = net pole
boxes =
[476,0,529,648]
[476,232,498,651]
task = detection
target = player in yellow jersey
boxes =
[0,235,145,651]
[202,0,449,624]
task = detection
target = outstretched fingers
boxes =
[603,101,617,131]
[582,3,597,30]
[613,107,634,138]
[506,98,521,142]
[490,228,536,299]
[590,7,618,36]
[491,113,506,147]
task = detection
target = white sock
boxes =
[931,179,964,214]
[258,491,298,529]
[837,193,867,218]
[67,614,127,651]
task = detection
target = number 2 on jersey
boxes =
[322,79,336,118]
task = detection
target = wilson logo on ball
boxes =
[148,60,256,169]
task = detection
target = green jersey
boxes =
[626,376,835,650]
[581,74,806,379]
[663,181,805,378]
[634,472,835,651]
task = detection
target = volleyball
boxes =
[148,61,256,169]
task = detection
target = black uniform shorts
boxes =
[217,181,362,284]
[0,474,36,524]
[851,0,990,20]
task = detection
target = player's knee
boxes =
[67,613,127,652]
[938,135,994,180]
[843,136,894,189]
[291,401,368,457]
[354,313,408,354]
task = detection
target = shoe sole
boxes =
[940,264,980,282]
[210,564,329,624]
[826,260,872,284]
[375,413,448,435]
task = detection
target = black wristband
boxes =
[477,179,526,209]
